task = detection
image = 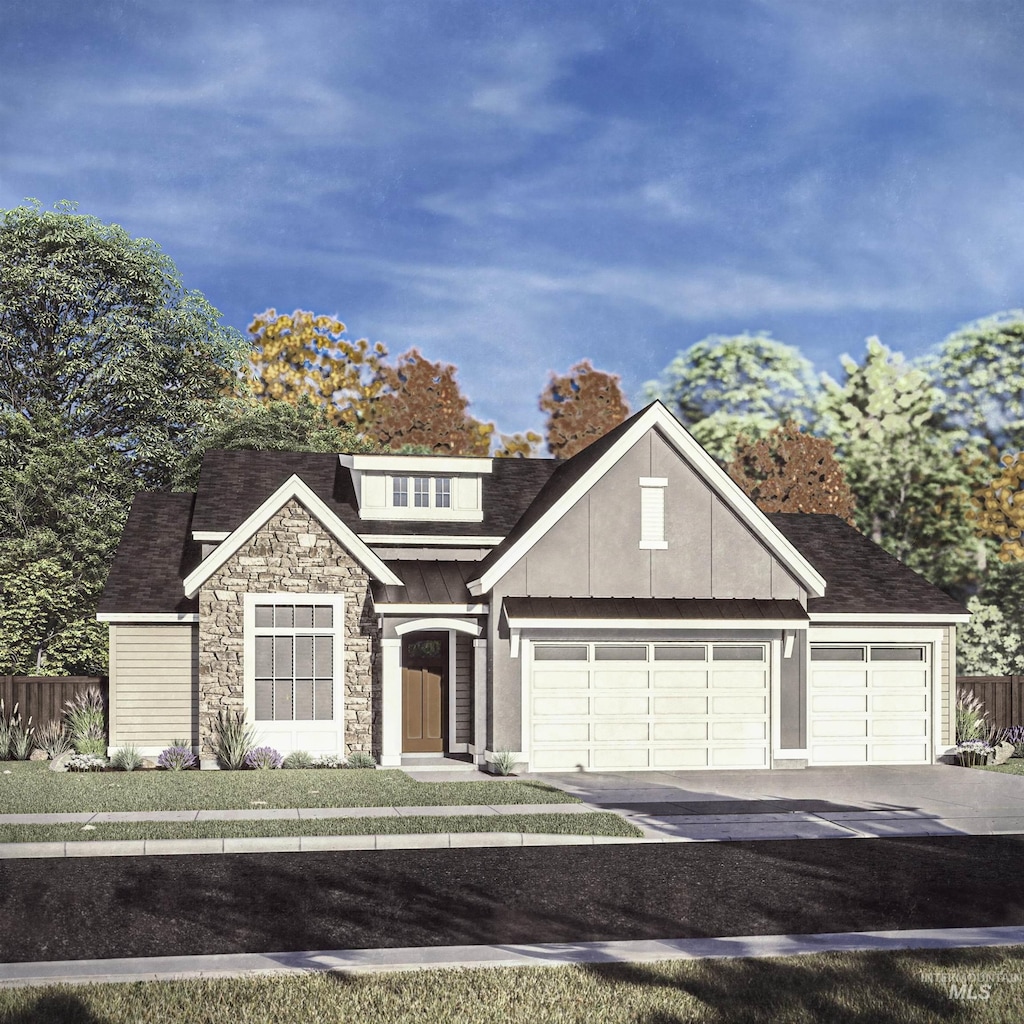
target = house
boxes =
[97,401,969,771]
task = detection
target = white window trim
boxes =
[244,593,346,727]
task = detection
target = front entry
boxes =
[402,632,448,753]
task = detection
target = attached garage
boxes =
[807,641,933,765]
[528,641,771,771]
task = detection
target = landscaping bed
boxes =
[0,760,576,815]
[1,947,1022,1023]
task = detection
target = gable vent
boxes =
[639,477,668,550]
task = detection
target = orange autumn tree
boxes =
[968,451,1024,562]
[370,349,493,455]
[541,360,629,458]
[727,421,856,523]
[248,309,387,428]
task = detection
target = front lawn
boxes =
[0,811,638,843]
[2,947,1022,1023]
[979,760,1024,776]
[0,760,575,814]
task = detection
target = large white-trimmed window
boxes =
[639,476,668,549]
[392,475,453,510]
[248,596,344,722]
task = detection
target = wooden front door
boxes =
[402,633,447,753]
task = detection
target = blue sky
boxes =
[2,0,1023,435]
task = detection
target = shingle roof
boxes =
[98,492,200,615]
[190,449,559,538]
[768,513,967,617]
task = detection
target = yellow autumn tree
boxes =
[248,309,387,427]
[968,452,1024,561]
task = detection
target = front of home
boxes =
[97,402,969,771]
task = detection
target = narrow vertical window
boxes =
[393,477,409,507]
[639,477,668,549]
[435,477,452,508]
[414,477,430,507]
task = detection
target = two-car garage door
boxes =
[530,642,770,771]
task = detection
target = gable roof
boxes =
[190,449,559,539]
[97,492,201,618]
[768,513,968,619]
[467,402,828,597]
[183,474,404,598]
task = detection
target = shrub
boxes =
[999,724,1024,758]
[490,749,518,776]
[0,698,17,759]
[157,745,197,771]
[282,750,314,769]
[245,746,283,770]
[311,754,343,768]
[9,716,34,760]
[35,720,73,759]
[955,692,988,743]
[346,750,376,769]
[111,744,144,771]
[212,710,257,770]
[66,753,107,772]
[955,739,995,767]
[64,686,106,752]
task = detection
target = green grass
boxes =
[979,759,1024,775]
[0,812,640,843]
[2,947,1023,1023]
[0,760,575,814]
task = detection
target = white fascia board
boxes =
[505,617,806,631]
[362,534,502,546]
[376,603,489,615]
[340,453,493,474]
[183,474,404,598]
[191,531,229,542]
[810,612,970,624]
[394,617,483,637]
[96,612,199,623]
[469,402,827,597]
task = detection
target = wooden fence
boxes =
[0,676,107,727]
[957,676,1024,733]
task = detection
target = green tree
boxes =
[820,337,986,592]
[957,597,1024,675]
[174,398,385,490]
[0,200,246,490]
[370,349,494,455]
[726,422,856,523]
[541,360,629,458]
[930,311,1024,454]
[248,308,387,428]
[643,332,819,461]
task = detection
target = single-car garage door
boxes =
[529,642,770,771]
[808,644,931,765]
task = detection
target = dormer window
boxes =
[341,453,491,522]
[394,476,452,509]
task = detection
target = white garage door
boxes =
[808,644,931,765]
[529,642,770,771]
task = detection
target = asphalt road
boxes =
[2,836,1023,964]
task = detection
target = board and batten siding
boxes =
[108,624,199,751]
[942,625,954,748]
[455,632,474,744]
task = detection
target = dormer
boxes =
[340,453,492,522]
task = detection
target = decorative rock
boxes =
[49,751,76,772]
[140,757,158,769]
[992,741,1015,766]
[28,748,48,761]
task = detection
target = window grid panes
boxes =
[390,476,455,510]
[254,602,335,722]
[414,477,430,507]
[393,477,409,507]
[435,477,451,508]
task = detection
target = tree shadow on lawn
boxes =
[0,991,112,1024]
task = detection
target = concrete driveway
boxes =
[528,764,1024,841]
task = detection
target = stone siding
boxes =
[198,498,380,759]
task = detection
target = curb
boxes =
[3,926,1024,988]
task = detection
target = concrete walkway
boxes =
[3,925,1024,988]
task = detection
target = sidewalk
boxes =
[3,926,1024,988]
